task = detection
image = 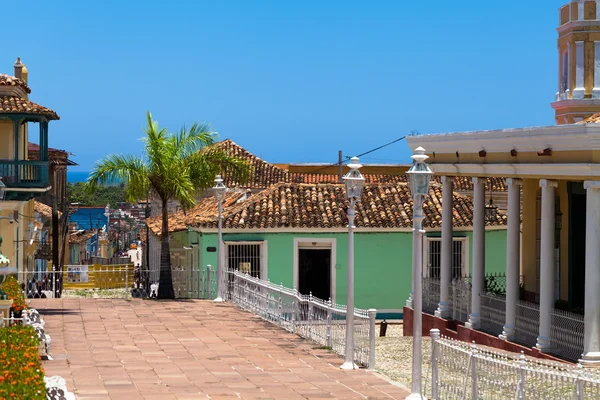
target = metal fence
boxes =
[551,308,585,362]
[16,264,217,300]
[227,269,376,368]
[423,277,441,315]
[513,299,540,349]
[450,278,471,322]
[480,293,506,336]
[429,329,600,400]
[423,273,506,321]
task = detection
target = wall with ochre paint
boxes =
[172,229,507,312]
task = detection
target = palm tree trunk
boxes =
[157,199,174,299]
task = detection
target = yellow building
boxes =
[405,1,600,365]
[0,58,59,276]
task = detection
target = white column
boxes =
[435,176,453,319]
[536,179,557,351]
[574,41,585,99]
[466,177,485,330]
[581,181,600,365]
[594,42,600,98]
[500,178,522,341]
[568,42,572,98]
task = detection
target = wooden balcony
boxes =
[0,160,49,188]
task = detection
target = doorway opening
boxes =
[298,248,331,301]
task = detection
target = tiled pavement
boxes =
[31,298,409,400]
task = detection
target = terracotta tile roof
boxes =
[577,113,600,124]
[451,176,507,192]
[287,173,404,185]
[287,173,507,192]
[146,190,247,236]
[69,230,96,244]
[192,182,506,230]
[0,96,59,120]
[206,139,509,193]
[34,201,53,219]
[0,74,31,94]
[209,139,288,188]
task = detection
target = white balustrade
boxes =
[227,269,376,368]
[430,329,600,399]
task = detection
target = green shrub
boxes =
[0,325,46,399]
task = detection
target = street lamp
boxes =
[213,175,227,302]
[484,183,498,223]
[104,204,110,256]
[406,146,433,400]
[341,156,364,370]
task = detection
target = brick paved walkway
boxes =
[31,299,409,400]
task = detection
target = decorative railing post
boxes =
[308,292,314,340]
[326,298,333,348]
[576,363,584,400]
[206,265,212,299]
[368,309,377,370]
[452,280,458,321]
[292,287,297,332]
[516,352,526,399]
[125,265,129,300]
[430,328,440,399]
[279,283,284,324]
[471,342,478,399]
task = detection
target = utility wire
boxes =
[309,135,408,173]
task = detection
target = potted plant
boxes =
[1,276,26,322]
[0,250,13,321]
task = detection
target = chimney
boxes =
[22,64,28,83]
[14,58,23,79]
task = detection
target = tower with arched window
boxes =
[551,0,600,123]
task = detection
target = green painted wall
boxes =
[424,230,507,275]
[172,228,508,312]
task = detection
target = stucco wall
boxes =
[176,228,508,312]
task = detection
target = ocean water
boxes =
[68,171,90,183]
[70,207,108,230]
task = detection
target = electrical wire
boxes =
[309,135,408,174]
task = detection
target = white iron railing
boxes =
[480,293,506,335]
[423,275,585,363]
[450,278,471,323]
[551,308,585,362]
[423,277,441,315]
[16,265,217,300]
[514,299,540,348]
[227,269,376,368]
[430,329,600,400]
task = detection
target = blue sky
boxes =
[3,0,564,170]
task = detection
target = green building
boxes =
[148,181,507,318]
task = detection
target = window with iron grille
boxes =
[424,237,468,279]
[225,242,263,278]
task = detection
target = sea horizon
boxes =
[67,171,90,183]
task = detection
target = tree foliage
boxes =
[67,182,126,206]
[84,112,252,299]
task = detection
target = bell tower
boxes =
[551,0,600,124]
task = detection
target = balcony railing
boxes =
[423,275,585,362]
[0,160,49,188]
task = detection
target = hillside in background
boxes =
[67,182,126,207]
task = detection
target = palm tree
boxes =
[85,112,251,299]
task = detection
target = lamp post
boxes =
[341,157,364,370]
[104,204,110,257]
[213,175,227,302]
[406,146,433,400]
